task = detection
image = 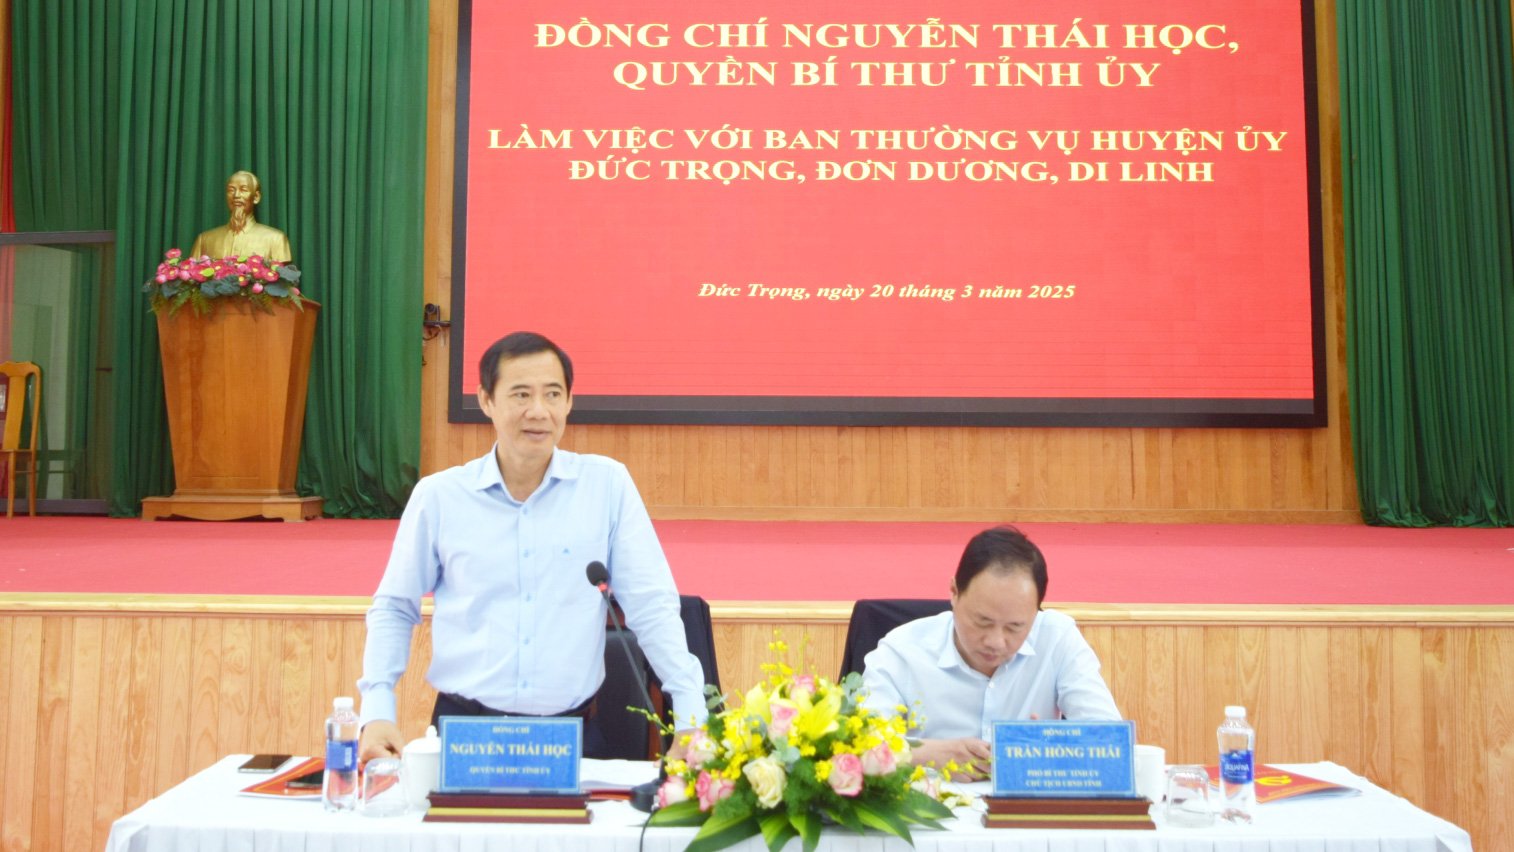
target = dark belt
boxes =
[434,691,597,721]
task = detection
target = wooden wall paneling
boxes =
[4,607,1514,849]
[61,618,103,851]
[1293,625,1331,760]
[1418,628,1454,828]
[1359,627,1397,787]
[1447,629,1486,844]
[92,618,134,850]
[217,618,253,753]
[1324,628,1365,768]
[187,619,223,772]
[152,618,192,797]
[313,620,348,753]
[278,618,315,752]
[1,616,41,851]
[1386,626,1426,804]
[31,616,74,852]
[247,614,284,760]
[1258,626,1300,761]
[1483,627,1514,846]
[121,617,163,815]
[417,0,1358,524]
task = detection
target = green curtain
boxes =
[108,0,426,516]
[9,0,118,231]
[9,1,117,501]
[1337,2,1514,526]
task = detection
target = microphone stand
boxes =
[590,567,668,812]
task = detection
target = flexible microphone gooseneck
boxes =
[585,560,667,812]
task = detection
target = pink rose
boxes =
[154,274,167,284]
[768,701,799,740]
[251,283,264,294]
[695,770,735,812]
[828,753,864,797]
[656,776,690,808]
[177,269,191,280]
[683,730,718,770]
[860,743,897,776]
[165,248,182,259]
[789,675,816,702]
[290,287,301,297]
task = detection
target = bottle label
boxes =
[1219,749,1254,784]
[326,739,357,772]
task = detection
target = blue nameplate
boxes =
[438,716,582,793]
[991,720,1137,797]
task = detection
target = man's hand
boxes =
[359,720,404,767]
[909,737,993,780]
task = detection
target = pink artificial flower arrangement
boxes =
[142,249,305,316]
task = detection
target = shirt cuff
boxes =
[670,692,711,729]
[359,685,398,728]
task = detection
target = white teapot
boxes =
[401,725,441,809]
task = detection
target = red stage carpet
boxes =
[4,517,1512,604]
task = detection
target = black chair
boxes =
[837,599,950,680]
[588,595,721,760]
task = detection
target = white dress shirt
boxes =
[861,610,1120,739]
[358,447,708,728]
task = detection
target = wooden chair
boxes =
[0,361,41,517]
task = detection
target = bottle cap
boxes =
[1224,705,1246,718]
[334,696,355,710]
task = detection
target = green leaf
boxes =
[686,809,760,852]
[789,808,821,852]
[649,799,706,827]
[758,811,796,852]
[825,805,865,833]
[853,800,910,844]
[264,283,289,298]
[903,789,954,821]
[279,265,301,283]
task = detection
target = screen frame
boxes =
[447,0,1326,429]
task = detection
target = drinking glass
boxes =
[361,758,410,817]
[1163,765,1215,827]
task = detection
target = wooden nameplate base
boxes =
[142,492,323,522]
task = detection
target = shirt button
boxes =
[524,549,532,557]
[523,507,530,516]
[524,637,532,645]
[525,594,533,603]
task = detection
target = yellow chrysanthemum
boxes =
[814,760,832,782]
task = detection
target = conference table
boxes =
[106,757,1472,852]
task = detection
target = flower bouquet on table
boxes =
[142,249,304,316]
[649,639,954,852]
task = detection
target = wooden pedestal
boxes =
[141,300,323,521]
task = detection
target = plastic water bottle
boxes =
[322,696,360,812]
[1217,705,1255,823]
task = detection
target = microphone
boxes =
[585,561,667,812]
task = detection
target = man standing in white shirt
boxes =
[861,526,1120,779]
[356,331,707,764]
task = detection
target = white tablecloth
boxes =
[105,758,1473,852]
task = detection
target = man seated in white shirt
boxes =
[861,525,1120,779]
[356,331,707,765]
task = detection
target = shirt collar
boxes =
[471,446,581,494]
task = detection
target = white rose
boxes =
[742,756,788,809]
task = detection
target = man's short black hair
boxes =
[478,331,574,397]
[953,525,1048,606]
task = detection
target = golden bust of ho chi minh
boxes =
[189,170,293,262]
